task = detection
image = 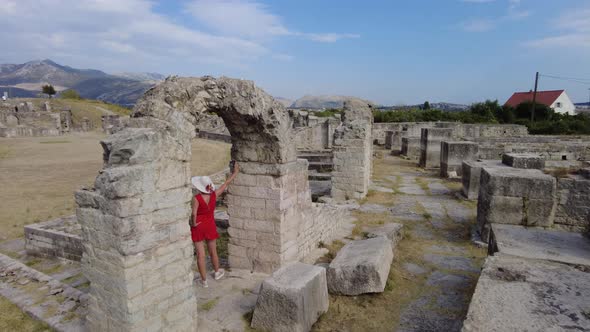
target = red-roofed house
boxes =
[504,90,576,115]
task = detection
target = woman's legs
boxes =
[206,239,220,273]
[195,241,207,281]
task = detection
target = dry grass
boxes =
[544,167,575,178]
[0,296,51,332]
[0,134,230,241]
[360,190,396,206]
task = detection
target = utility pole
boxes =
[531,71,539,122]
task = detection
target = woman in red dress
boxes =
[190,163,239,288]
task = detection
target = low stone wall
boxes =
[24,215,83,261]
[471,136,590,161]
[373,122,435,146]
[196,130,232,143]
[0,127,60,137]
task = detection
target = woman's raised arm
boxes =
[215,162,239,197]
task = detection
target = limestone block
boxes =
[366,223,404,250]
[461,160,503,200]
[251,262,328,332]
[419,128,453,168]
[440,141,479,177]
[479,167,556,200]
[327,237,393,295]
[401,137,421,160]
[502,153,545,169]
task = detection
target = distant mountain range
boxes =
[289,95,375,109]
[0,59,163,106]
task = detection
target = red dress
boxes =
[190,192,219,242]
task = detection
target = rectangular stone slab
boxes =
[251,262,329,332]
[327,237,393,295]
[462,255,590,332]
[489,224,590,267]
[502,153,545,169]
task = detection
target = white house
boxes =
[505,89,577,115]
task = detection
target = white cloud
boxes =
[184,0,359,43]
[459,0,529,32]
[526,7,590,49]
[0,0,359,73]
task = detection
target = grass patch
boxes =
[0,295,51,332]
[199,297,219,311]
[215,231,229,260]
[63,273,83,284]
[317,240,345,263]
[25,258,42,267]
[38,263,66,275]
[360,190,395,206]
[544,167,574,178]
[414,177,431,194]
[242,310,262,332]
[40,140,71,144]
[0,145,10,159]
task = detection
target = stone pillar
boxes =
[440,141,479,177]
[419,128,453,168]
[75,127,197,331]
[384,131,394,150]
[401,137,421,160]
[227,160,311,273]
[391,130,407,154]
[331,100,373,201]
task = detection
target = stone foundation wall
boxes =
[24,216,83,261]
[0,127,60,137]
[332,100,373,200]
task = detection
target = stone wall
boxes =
[440,141,479,177]
[101,115,122,135]
[293,119,338,151]
[419,128,453,168]
[24,215,83,261]
[332,99,374,200]
[401,137,421,160]
[555,174,590,233]
[76,124,196,331]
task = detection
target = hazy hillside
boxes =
[0,59,162,106]
[71,77,155,107]
[274,97,294,108]
[291,95,375,109]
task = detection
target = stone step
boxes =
[308,161,334,172]
[308,172,332,181]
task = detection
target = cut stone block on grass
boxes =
[489,224,590,267]
[440,141,479,178]
[462,255,590,332]
[327,237,393,295]
[251,262,329,332]
[366,223,404,250]
[502,153,545,169]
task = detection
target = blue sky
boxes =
[1,0,589,105]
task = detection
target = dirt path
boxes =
[313,151,486,332]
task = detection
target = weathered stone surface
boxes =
[554,175,590,232]
[331,99,373,200]
[419,128,453,168]
[251,262,328,332]
[461,160,503,200]
[489,224,590,266]
[366,223,404,249]
[133,76,296,164]
[401,137,421,160]
[477,166,557,241]
[502,153,545,169]
[462,255,590,332]
[327,237,393,295]
[440,141,479,177]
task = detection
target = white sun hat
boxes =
[191,176,215,193]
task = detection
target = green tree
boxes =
[42,84,56,98]
[514,101,553,121]
[60,89,82,100]
[422,101,431,110]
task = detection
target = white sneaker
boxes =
[198,279,209,288]
[214,269,225,280]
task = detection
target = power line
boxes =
[539,74,590,85]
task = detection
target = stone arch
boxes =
[76,76,352,331]
[132,76,296,164]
